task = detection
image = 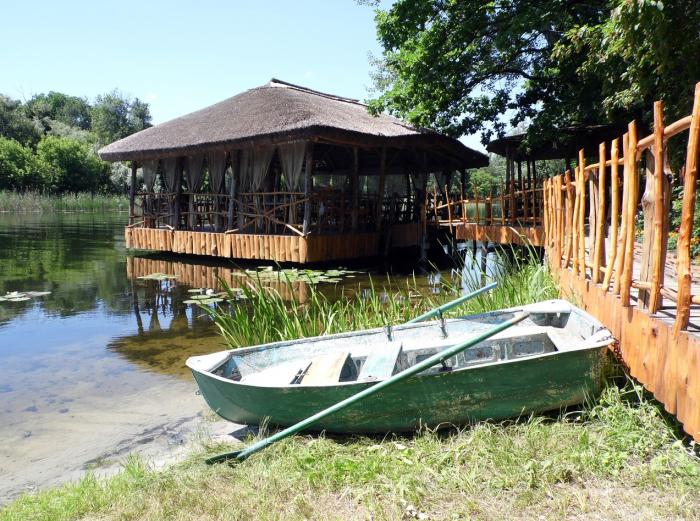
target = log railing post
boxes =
[614,133,630,295]
[675,83,700,333]
[649,101,666,313]
[228,151,239,230]
[603,139,620,291]
[577,150,587,278]
[572,166,581,275]
[592,142,606,284]
[620,121,639,306]
[564,170,574,268]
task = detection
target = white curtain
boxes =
[162,158,180,193]
[278,141,306,191]
[142,159,158,192]
[185,155,205,229]
[411,172,428,193]
[385,174,407,197]
[362,175,380,194]
[207,151,227,194]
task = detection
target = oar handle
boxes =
[406,281,497,324]
[207,309,528,464]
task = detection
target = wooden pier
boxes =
[436,83,700,442]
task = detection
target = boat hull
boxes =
[190,346,610,433]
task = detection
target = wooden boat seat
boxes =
[300,352,354,386]
[358,343,403,382]
[241,361,311,387]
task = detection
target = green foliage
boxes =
[0,191,128,212]
[206,250,557,349]
[36,136,111,193]
[91,90,151,145]
[23,92,92,131]
[0,138,43,191]
[369,1,700,145]
[0,96,41,147]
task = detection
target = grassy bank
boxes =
[2,385,698,520]
[3,255,699,520]
[0,190,128,212]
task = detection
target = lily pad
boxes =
[183,297,224,305]
[137,273,177,281]
[7,297,31,302]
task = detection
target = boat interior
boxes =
[202,303,610,388]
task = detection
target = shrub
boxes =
[36,136,111,193]
[0,137,44,190]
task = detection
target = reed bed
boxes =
[0,191,128,212]
[207,248,558,349]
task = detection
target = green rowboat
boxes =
[186,300,613,433]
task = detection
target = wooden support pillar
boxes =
[376,147,387,231]
[603,139,620,291]
[302,143,314,235]
[621,121,639,306]
[129,161,137,225]
[351,147,359,232]
[577,150,587,278]
[592,143,606,284]
[227,151,238,230]
[613,133,630,295]
[648,101,667,313]
[675,82,700,333]
[563,169,574,268]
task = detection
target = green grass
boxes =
[3,252,699,520]
[2,385,698,520]
[0,190,128,212]
[207,248,558,349]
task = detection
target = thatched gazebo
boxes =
[100,79,487,263]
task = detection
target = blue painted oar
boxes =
[206,309,527,464]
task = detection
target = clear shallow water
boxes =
[0,212,499,499]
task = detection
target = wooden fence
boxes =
[542,82,700,441]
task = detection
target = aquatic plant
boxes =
[0,290,51,303]
[205,250,559,349]
[0,190,128,213]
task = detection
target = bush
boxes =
[0,137,44,191]
[36,136,111,193]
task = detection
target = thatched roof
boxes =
[99,79,487,168]
[487,125,626,161]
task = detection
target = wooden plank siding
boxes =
[125,227,385,263]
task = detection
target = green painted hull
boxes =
[188,302,612,433]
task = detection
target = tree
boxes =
[91,90,152,146]
[368,0,700,145]
[37,136,111,193]
[24,91,92,131]
[0,95,42,147]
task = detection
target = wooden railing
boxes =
[426,185,542,227]
[542,82,700,334]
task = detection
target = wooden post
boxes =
[351,147,359,232]
[564,170,574,268]
[556,175,564,264]
[572,166,581,275]
[376,148,387,231]
[603,139,620,290]
[675,82,700,333]
[648,101,666,313]
[445,184,453,234]
[613,133,630,295]
[227,151,238,230]
[592,142,606,284]
[620,121,639,306]
[577,150,587,278]
[129,161,137,225]
[500,182,506,225]
[302,143,314,235]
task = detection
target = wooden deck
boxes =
[434,222,544,247]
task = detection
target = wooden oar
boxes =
[206,309,529,464]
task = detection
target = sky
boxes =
[0,0,485,152]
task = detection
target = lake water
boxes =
[0,212,498,501]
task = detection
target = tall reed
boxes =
[0,190,128,212]
[206,248,558,349]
